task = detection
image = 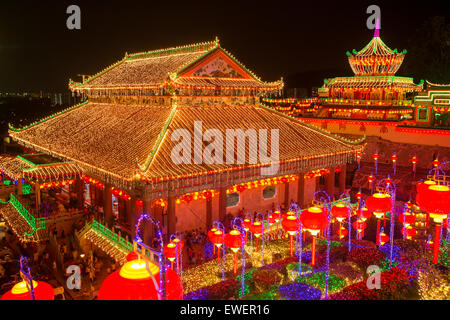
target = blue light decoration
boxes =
[292,203,303,281]
[19,256,35,300]
[232,217,246,298]
[255,212,266,266]
[134,212,166,300]
[312,190,332,298]
[245,212,254,253]
[278,283,321,300]
[212,220,226,281]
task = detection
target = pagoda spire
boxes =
[373,17,380,38]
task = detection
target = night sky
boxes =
[0,0,448,92]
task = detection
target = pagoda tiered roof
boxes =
[324,76,423,91]
[9,101,363,189]
[69,38,283,93]
[346,21,406,76]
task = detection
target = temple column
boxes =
[206,196,213,230]
[297,172,305,207]
[18,178,22,196]
[218,185,227,222]
[35,183,41,215]
[284,181,290,208]
[103,183,113,227]
[126,198,137,240]
[325,167,336,200]
[76,179,84,209]
[167,181,177,238]
[339,165,347,194]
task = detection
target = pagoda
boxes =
[2,38,363,248]
[320,19,423,102]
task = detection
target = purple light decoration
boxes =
[256,212,265,266]
[170,233,183,278]
[19,256,35,300]
[232,217,246,298]
[245,212,254,253]
[134,212,166,300]
[347,197,352,252]
[374,17,380,38]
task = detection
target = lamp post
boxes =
[212,221,226,281]
[232,218,246,297]
[255,212,266,266]
[134,212,166,300]
[170,233,183,278]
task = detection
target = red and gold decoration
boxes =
[300,207,327,266]
[366,193,393,246]
[224,230,244,274]
[281,215,300,256]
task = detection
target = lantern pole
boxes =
[256,212,266,266]
[313,190,332,298]
[213,220,226,281]
[170,232,183,278]
[295,206,303,281]
[19,256,35,300]
[232,218,246,298]
[135,212,166,300]
[245,212,254,253]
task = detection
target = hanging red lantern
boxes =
[267,214,276,225]
[398,212,415,226]
[183,194,193,203]
[352,220,367,231]
[250,221,263,237]
[126,252,140,262]
[416,185,449,223]
[355,189,362,200]
[97,258,183,300]
[432,159,440,168]
[172,238,184,252]
[416,180,436,196]
[385,176,392,186]
[379,233,389,246]
[136,199,143,207]
[357,207,372,221]
[241,219,251,231]
[236,184,246,192]
[280,177,288,184]
[331,203,349,222]
[300,207,327,266]
[164,243,177,269]
[401,227,417,239]
[1,280,54,300]
[225,230,244,274]
[366,193,393,219]
[336,227,348,239]
[282,215,300,256]
[203,190,212,199]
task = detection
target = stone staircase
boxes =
[0,202,48,242]
[77,221,130,265]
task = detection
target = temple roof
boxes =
[324,76,423,91]
[9,101,363,189]
[346,22,406,76]
[69,38,283,92]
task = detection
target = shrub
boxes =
[278,283,322,300]
[348,247,385,270]
[252,269,283,292]
[286,262,313,281]
[206,279,239,300]
[297,271,346,294]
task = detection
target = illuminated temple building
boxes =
[0,38,364,248]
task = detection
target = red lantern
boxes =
[357,207,372,221]
[126,252,140,262]
[280,177,288,184]
[136,199,143,207]
[267,214,276,225]
[241,219,251,231]
[164,243,177,266]
[300,207,328,235]
[97,259,183,300]
[398,212,415,226]
[416,180,436,196]
[366,193,393,219]
[236,184,246,192]
[391,154,398,164]
[271,211,282,222]
[282,215,299,256]
[250,221,263,237]
[331,203,349,222]
[1,280,54,300]
[225,230,244,274]
[355,190,362,199]
[416,185,449,222]
[183,194,193,203]
[337,227,348,239]
[401,227,417,239]
[379,233,389,246]
[172,238,184,252]
[203,191,212,199]
[352,220,367,231]
[432,159,440,168]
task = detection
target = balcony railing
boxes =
[91,219,133,253]
[9,193,46,234]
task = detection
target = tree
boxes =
[402,16,450,84]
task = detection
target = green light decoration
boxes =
[22,183,32,195]
[3,180,11,185]
[9,193,46,236]
[91,219,133,253]
[297,271,346,294]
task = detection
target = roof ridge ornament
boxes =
[373,17,380,38]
